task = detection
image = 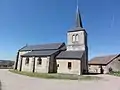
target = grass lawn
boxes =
[9,69,102,80]
[109,71,120,76]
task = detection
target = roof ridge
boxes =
[19,45,28,51]
[27,42,64,46]
[94,54,118,58]
[66,50,84,52]
[19,42,66,51]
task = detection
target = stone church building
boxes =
[14,6,88,75]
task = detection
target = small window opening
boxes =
[68,62,72,69]
[37,57,42,65]
[25,57,29,65]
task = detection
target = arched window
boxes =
[37,57,42,65]
[72,34,75,42]
[75,34,79,41]
[25,57,29,65]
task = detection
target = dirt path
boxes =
[0,69,120,90]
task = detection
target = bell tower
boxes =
[67,6,88,51]
[66,5,88,73]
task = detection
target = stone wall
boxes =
[88,65,101,73]
[22,57,33,72]
[67,30,87,51]
[21,57,50,73]
[35,57,49,73]
[105,56,120,72]
[17,51,31,71]
[56,59,81,75]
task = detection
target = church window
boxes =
[25,57,29,65]
[68,62,72,69]
[37,57,42,65]
[57,64,59,67]
[76,34,79,41]
[72,34,75,42]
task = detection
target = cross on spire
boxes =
[76,3,83,28]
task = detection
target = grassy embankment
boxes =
[109,71,120,76]
[9,69,102,80]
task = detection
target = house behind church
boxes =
[89,54,120,74]
[14,6,88,75]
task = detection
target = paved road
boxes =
[0,69,120,90]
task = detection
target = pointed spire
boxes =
[76,4,83,28]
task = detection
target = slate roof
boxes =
[68,27,87,35]
[67,6,86,33]
[21,50,59,57]
[89,54,119,65]
[56,51,84,60]
[68,27,85,32]
[76,5,83,28]
[19,43,65,51]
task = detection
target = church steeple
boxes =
[67,1,87,54]
[76,5,83,28]
[67,2,88,52]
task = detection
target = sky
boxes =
[0,0,120,60]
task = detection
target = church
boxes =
[14,6,88,75]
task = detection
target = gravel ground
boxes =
[0,69,120,90]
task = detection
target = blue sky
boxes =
[0,0,120,60]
